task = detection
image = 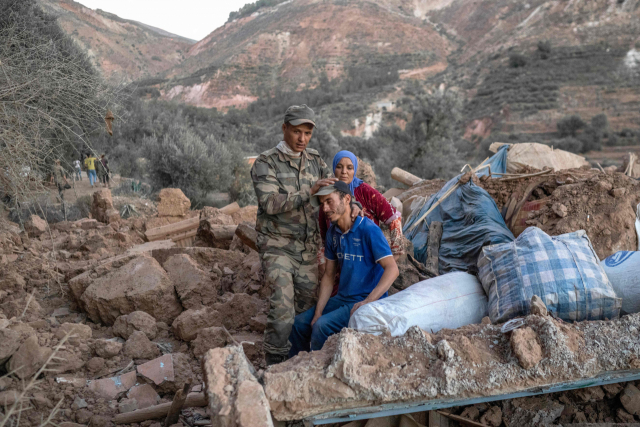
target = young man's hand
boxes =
[311,313,322,327]
[350,300,368,316]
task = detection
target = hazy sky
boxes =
[76,1,255,41]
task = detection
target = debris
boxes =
[0,328,22,364]
[79,256,182,325]
[510,327,543,369]
[137,354,174,386]
[94,339,123,358]
[391,167,422,186]
[7,335,51,379]
[191,327,227,358]
[55,322,92,345]
[425,221,443,276]
[128,384,161,410]
[172,308,222,341]
[113,392,206,424]
[489,142,589,172]
[145,216,199,243]
[530,295,548,317]
[164,381,191,427]
[87,370,137,400]
[501,396,564,427]
[163,254,219,309]
[620,383,640,415]
[235,223,258,252]
[113,311,158,340]
[479,406,502,427]
[157,188,191,217]
[123,330,161,360]
[219,202,241,216]
[91,189,120,224]
[24,214,48,237]
[551,202,568,218]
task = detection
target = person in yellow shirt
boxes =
[84,153,98,187]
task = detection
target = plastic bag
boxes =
[478,227,620,323]
[600,251,640,315]
[348,272,488,336]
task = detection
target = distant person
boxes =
[289,181,399,357]
[52,159,70,202]
[84,153,98,187]
[73,158,82,181]
[318,150,404,295]
[97,154,110,188]
[83,154,90,181]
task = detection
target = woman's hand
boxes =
[350,203,365,221]
[311,178,338,195]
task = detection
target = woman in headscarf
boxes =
[318,150,404,290]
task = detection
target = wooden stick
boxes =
[113,392,206,424]
[145,217,200,242]
[391,167,422,186]
[164,381,191,427]
[425,221,443,277]
[498,169,552,182]
[437,411,488,427]
[218,202,240,216]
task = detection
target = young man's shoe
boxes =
[265,353,287,366]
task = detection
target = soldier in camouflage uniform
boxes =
[251,105,360,365]
[52,159,70,203]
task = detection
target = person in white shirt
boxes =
[73,159,82,181]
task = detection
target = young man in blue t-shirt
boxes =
[288,181,399,357]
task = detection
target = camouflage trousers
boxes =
[261,250,318,356]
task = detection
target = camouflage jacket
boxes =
[251,146,332,258]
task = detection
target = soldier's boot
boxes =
[265,353,288,366]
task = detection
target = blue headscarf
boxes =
[333,150,363,194]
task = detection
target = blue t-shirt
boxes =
[325,216,393,301]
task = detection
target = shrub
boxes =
[555,138,584,153]
[75,195,92,218]
[557,115,587,137]
[509,53,527,68]
[537,41,551,59]
[591,113,609,131]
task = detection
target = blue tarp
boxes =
[403,145,514,274]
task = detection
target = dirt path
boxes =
[54,172,123,204]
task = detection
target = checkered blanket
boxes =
[478,227,621,323]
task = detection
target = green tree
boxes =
[557,115,587,137]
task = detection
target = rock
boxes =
[203,345,272,427]
[617,407,635,423]
[7,335,52,379]
[80,256,182,325]
[172,308,222,341]
[86,357,105,373]
[621,383,640,415]
[603,382,623,398]
[94,339,123,358]
[55,322,92,345]
[24,215,48,237]
[0,377,12,391]
[71,396,88,410]
[90,415,115,427]
[123,331,161,360]
[571,386,605,403]
[91,189,120,224]
[436,340,454,361]
[158,353,194,393]
[191,327,227,358]
[157,188,191,217]
[118,398,138,413]
[127,384,160,409]
[137,354,174,386]
[75,408,93,424]
[552,203,568,218]
[0,271,25,292]
[502,396,563,427]
[2,297,42,322]
[53,349,85,373]
[610,187,627,198]
[510,327,543,369]
[213,293,264,331]
[87,371,136,400]
[249,315,268,333]
[113,311,158,340]
[0,390,19,406]
[163,254,219,309]
[480,406,502,427]
[460,406,480,421]
[0,328,22,364]
[530,295,548,316]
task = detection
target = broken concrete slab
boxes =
[79,255,182,325]
[123,331,161,360]
[163,253,220,309]
[191,327,227,359]
[213,293,265,331]
[203,345,273,427]
[7,335,52,379]
[91,189,120,224]
[113,311,158,340]
[157,188,191,217]
[172,308,222,341]
[94,339,123,358]
[24,214,48,237]
[55,322,92,345]
[137,354,174,386]
[87,370,136,400]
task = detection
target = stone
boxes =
[530,295,548,316]
[621,383,640,415]
[480,406,502,427]
[80,256,182,325]
[460,406,480,421]
[24,215,48,237]
[94,339,123,358]
[0,377,12,391]
[573,411,587,423]
[2,297,42,322]
[53,349,85,373]
[203,346,272,427]
[71,396,88,410]
[79,219,99,230]
[0,390,19,406]
[86,357,105,373]
[7,335,52,379]
[249,315,268,333]
[51,307,71,317]
[191,327,227,358]
[113,311,158,340]
[118,397,138,413]
[0,328,22,364]
[127,384,160,409]
[87,371,137,400]
[172,308,222,341]
[617,407,635,423]
[158,352,194,393]
[610,187,627,198]
[163,254,220,309]
[157,188,191,217]
[91,189,120,224]
[0,271,25,292]
[571,386,605,403]
[137,354,174,386]
[75,408,93,424]
[502,397,563,427]
[552,203,568,218]
[55,322,92,345]
[123,331,161,360]
[510,327,543,369]
[602,382,623,398]
[213,293,265,331]
[90,415,115,427]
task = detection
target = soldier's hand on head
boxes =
[311,177,338,195]
[350,203,365,220]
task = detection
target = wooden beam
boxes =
[235,223,258,252]
[164,381,191,427]
[145,217,199,242]
[219,202,240,216]
[429,411,451,427]
[425,221,442,277]
[391,168,422,187]
[114,392,206,424]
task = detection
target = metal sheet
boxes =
[305,369,640,425]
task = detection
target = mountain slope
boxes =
[39,0,195,82]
